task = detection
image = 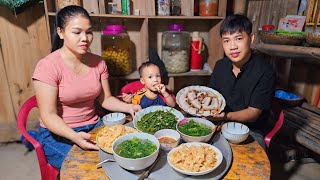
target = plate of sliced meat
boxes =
[176,86,226,117]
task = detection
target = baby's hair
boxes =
[220,14,252,37]
[51,5,92,52]
[138,62,159,77]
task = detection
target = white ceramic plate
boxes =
[133,105,184,134]
[167,142,223,176]
[176,86,226,116]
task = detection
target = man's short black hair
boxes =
[220,14,252,37]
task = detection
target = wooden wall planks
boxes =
[0,3,50,142]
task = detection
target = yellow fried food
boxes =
[168,144,217,172]
[96,125,137,153]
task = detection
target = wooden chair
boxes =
[17,96,59,180]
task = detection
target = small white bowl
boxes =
[112,132,160,171]
[221,122,249,144]
[102,112,126,126]
[176,117,216,143]
[167,142,223,176]
[154,129,180,151]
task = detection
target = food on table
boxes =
[158,136,177,144]
[114,137,157,159]
[137,109,179,134]
[168,144,217,172]
[178,119,212,137]
[178,87,225,116]
[96,125,137,153]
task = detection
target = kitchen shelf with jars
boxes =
[43,0,227,87]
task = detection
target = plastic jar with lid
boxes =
[199,0,218,16]
[161,24,191,73]
[55,0,81,10]
[101,25,132,76]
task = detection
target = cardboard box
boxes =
[278,15,306,32]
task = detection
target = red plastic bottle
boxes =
[190,31,204,71]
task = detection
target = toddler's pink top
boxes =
[32,50,109,128]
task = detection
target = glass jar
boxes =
[55,0,81,10]
[161,24,190,73]
[101,25,132,76]
[171,0,181,16]
[156,0,170,16]
[199,0,218,16]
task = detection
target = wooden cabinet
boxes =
[43,0,227,93]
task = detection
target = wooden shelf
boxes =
[253,43,320,60]
[109,69,212,80]
[47,12,224,20]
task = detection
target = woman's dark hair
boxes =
[138,62,159,77]
[51,5,92,52]
[220,14,252,37]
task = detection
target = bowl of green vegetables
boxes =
[176,117,216,143]
[112,132,160,171]
[133,106,184,134]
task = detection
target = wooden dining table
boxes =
[60,126,270,180]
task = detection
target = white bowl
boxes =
[133,105,184,134]
[154,129,180,151]
[167,142,223,176]
[102,112,126,126]
[221,122,250,144]
[176,117,216,143]
[112,132,160,171]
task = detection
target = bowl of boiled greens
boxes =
[112,132,160,171]
[176,117,216,143]
[133,106,184,134]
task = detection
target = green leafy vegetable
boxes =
[115,137,157,159]
[178,119,212,137]
[137,109,178,134]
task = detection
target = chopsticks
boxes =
[137,155,161,180]
[208,121,224,144]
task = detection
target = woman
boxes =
[32,5,141,169]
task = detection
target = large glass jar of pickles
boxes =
[161,24,190,73]
[101,25,132,76]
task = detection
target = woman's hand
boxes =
[73,132,99,150]
[128,104,142,117]
[120,93,133,103]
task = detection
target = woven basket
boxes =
[305,33,320,47]
[259,31,305,46]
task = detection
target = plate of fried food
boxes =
[176,86,226,117]
[167,142,223,176]
[96,124,138,154]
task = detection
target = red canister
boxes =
[190,31,204,71]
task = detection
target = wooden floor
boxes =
[1,141,320,180]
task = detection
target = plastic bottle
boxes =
[190,31,204,71]
[101,25,132,76]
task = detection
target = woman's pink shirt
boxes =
[32,50,109,128]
